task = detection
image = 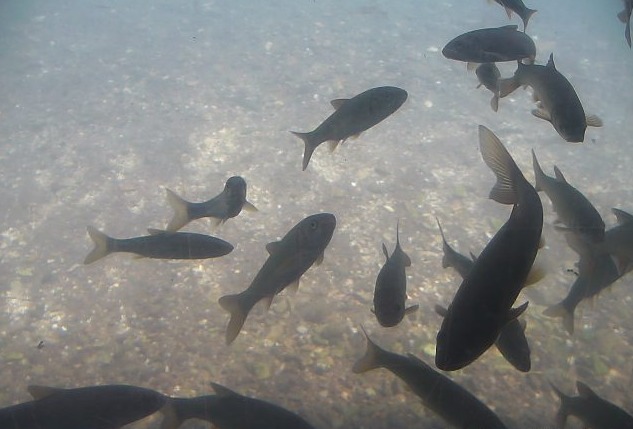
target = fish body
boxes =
[291,86,408,170]
[492,0,537,31]
[499,54,602,142]
[160,383,316,429]
[435,126,542,371]
[619,0,632,47]
[353,331,508,429]
[475,62,502,112]
[84,227,234,264]
[165,176,257,232]
[0,384,166,429]
[442,25,536,64]
[219,213,336,344]
[373,222,417,327]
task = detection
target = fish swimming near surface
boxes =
[165,176,257,232]
[84,227,234,264]
[475,62,502,112]
[0,384,166,429]
[499,53,603,142]
[219,213,336,344]
[442,25,536,64]
[290,86,408,170]
[618,0,632,48]
[532,150,605,242]
[550,381,633,429]
[435,126,542,371]
[491,0,537,31]
[353,330,509,429]
[160,382,316,429]
[372,222,418,327]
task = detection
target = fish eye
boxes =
[309,221,318,230]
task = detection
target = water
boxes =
[0,0,631,428]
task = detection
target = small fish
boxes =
[550,381,633,429]
[599,208,633,274]
[165,176,257,231]
[84,227,234,264]
[219,213,336,344]
[475,63,501,112]
[499,54,603,142]
[160,383,316,429]
[290,86,407,170]
[372,222,418,327]
[442,25,536,64]
[353,330,508,429]
[491,0,537,31]
[0,384,166,429]
[435,126,542,371]
[618,0,632,48]
[532,150,605,242]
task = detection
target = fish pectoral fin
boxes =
[28,385,64,400]
[531,108,552,123]
[404,304,419,316]
[265,240,283,255]
[434,304,448,318]
[585,114,603,128]
[262,295,275,311]
[327,140,341,152]
[381,243,389,261]
[287,279,300,295]
[314,251,325,266]
[330,98,349,110]
[490,94,499,112]
[476,83,482,88]
[243,200,258,212]
[506,301,529,323]
[504,6,513,19]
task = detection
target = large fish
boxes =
[160,383,316,429]
[499,54,603,142]
[532,150,605,242]
[290,86,407,170]
[353,330,508,429]
[165,176,257,232]
[491,0,537,31]
[372,222,418,327]
[0,384,166,429]
[475,62,502,112]
[619,0,632,48]
[442,25,536,64]
[84,227,234,264]
[550,381,633,428]
[219,213,336,344]
[435,126,542,371]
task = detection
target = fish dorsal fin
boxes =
[500,24,519,31]
[381,243,389,261]
[147,228,169,235]
[210,382,240,397]
[243,200,258,212]
[434,304,448,318]
[612,208,633,225]
[330,99,349,110]
[553,166,567,183]
[546,53,556,69]
[266,241,282,255]
[576,381,598,399]
[28,385,64,400]
[506,301,529,323]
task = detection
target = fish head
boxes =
[442,36,477,61]
[370,86,408,116]
[296,213,337,251]
[373,293,405,328]
[223,176,248,215]
[552,109,586,143]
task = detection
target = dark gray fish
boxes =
[435,126,542,371]
[219,213,336,344]
[619,0,632,48]
[84,227,234,264]
[442,25,536,64]
[550,381,633,429]
[160,383,316,429]
[599,208,633,274]
[290,86,408,170]
[533,150,605,242]
[0,384,166,429]
[499,53,603,142]
[353,330,508,429]
[372,222,418,327]
[492,0,537,31]
[165,176,257,232]
[475,62,502,112]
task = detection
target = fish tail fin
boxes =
[84,226,111,264]
[543,303,574,335]
[478,125,521,205]
[159,400,184,429]
[490,93,499,112]
[531,149,546,192]
[498,76,520,98]
[165,188,192,232]
[218,293,253,345]
[352,327,387,374]
[549,382,571,429]
[290,131,318,171]
[395,220,411,267]
[522,9,537,31]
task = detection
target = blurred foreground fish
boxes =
[499,54,603,142]
[442,25,536,64]
[291,86,407,170]
[475,62,502,112]
[491,0,537,31]
[550,381,633,428]
[219,213,336,344]
[160,382,316,429]
[435,126,542,371]
[353,330,508,428]
[84,227,234,264]
[0,384,166,429]
[619,0,632,48]
[532,150,605,242]
[372,222,418,327]
[165,176,257,231]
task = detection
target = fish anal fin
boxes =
[328,140,341,152]
[287,279,300,295]
[210,382,240,397]
[585,115,603,128]
[531,108,552,123]
[28,385,63,400]
[506,301,529,323]
[576,381,598,399]
[243,201,258,212]
[553,166,568,183]
[266,241,282,255]
[330,98,349,110]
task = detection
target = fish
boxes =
[0,384,166,429]
[219,213,336,344]
[165,176,257,232]
[475,62,501,112]
[290,86,408,170]
[353,330,508,429]
[532,150,605,242]
[550,381,633,428]
[618,0,632,48]
[491,0,537,31]
[499,53,603,142]
[598,208,633,274]
[442,25,536,64]
[435,126,542,371]
[160,382,316,429]
[372,221,418,327]
[84,227,234,264]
